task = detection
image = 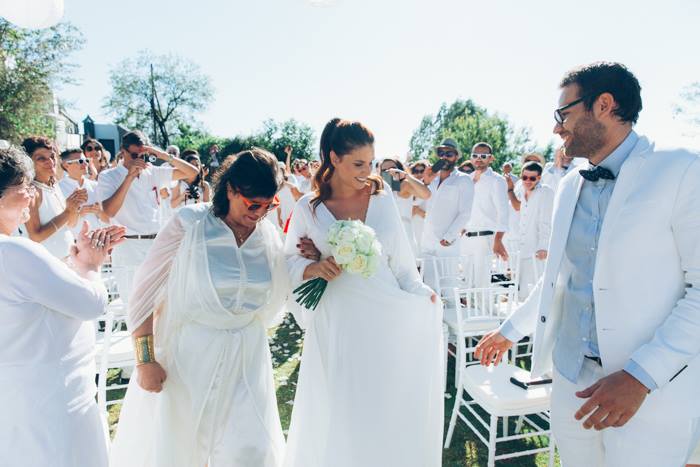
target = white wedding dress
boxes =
[110,204,288,467]
[283,188,444,467]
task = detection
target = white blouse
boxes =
[30,180,75,259]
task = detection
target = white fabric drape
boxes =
[111,204,289,467]
[283,188,444,467]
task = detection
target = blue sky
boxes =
[57,0,700,158]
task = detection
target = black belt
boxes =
[124,234,157,240]
[585,355,602,366]
[465,230,494,237]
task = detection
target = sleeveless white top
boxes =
[31,181,75,259]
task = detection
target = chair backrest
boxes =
[427,255,475,297]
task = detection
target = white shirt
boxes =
[298,176,312,194]
[541,162,579,193]
[29,181,75,259]
[423,169,474,245]
[466,167,509,232]
[277,181,297,228]
[517,183,554,257]
[97,165,173,235]
[58,176,102,237]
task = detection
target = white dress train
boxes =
[283,188,444,467]
[110,204,288,467]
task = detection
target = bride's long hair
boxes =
[311,118,382,210]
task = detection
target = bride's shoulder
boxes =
[293,192,316,215]
[177,203,211,226]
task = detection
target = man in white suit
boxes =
[475,62,700,466]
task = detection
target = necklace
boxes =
[224,217,254,246]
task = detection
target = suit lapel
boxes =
[597,137,653,254]
[547,173,584,266]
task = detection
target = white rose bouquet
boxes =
[294,219,381,310]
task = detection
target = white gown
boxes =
[110,204,288,467]
[283,188,444,467]
[0,236,109,467]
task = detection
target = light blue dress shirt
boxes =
[501,130,656,391]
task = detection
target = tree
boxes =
[409,99,539,169]
[0,20,84,142]
[673,82,700,134]
[103,50,213,147]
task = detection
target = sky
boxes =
[54,0,700,158]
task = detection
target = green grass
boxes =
[105,315,560,466]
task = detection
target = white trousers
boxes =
[551,359,700,467]
[459,235,493,288]
[111,238,155,304]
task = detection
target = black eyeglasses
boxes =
[437,149,457,158]
[554,96,588,125]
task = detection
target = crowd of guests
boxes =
[1,60,699,467]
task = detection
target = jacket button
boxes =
[540,316,546,323]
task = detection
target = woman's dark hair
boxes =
[182,149,204,194]
[80,138,103,152]
[311,118,381,210]
[182,149,199,160]
[379,158,405,172]
[0,146,34,197]
[211,148,282,218]
[521,161,543,176]
[21,136,56,157]
[560,61,642,124]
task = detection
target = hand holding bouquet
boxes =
[294,220,381,310]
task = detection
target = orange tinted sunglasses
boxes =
[240,193,280,212]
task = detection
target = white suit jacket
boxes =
[503,136,700,418]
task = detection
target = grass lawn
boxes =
[106,314,560,466]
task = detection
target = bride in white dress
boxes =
[110,150,288,467]
[283,118,444,467]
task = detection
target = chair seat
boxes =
[461,363,551,416]
[95,331,134,368]
[443,307,502,335]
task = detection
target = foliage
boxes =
[409,99,540,169]
[103,50,213,147]
[0,20,84,142]
[172,118,316,166]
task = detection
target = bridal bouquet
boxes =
[294,219,382,310]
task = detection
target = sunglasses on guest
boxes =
[85,145,102,152]
[471,153,491,160]
[521,175,539,182]
[239,193,280,212]
[437,149,458,158]
[411,168,425,175]
[65,157,88,166]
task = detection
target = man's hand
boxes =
[505,175,515,191]
[474,330,513,366]
[440,239,453,247]
[127,159,147,179]
[493,238,509,261]
[575,370,649,430]
[535,249,548,260]
[79,203,101,217]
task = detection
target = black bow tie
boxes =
[579,165,616,182]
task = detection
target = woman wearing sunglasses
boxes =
[81,138,104,180]
[111,148,288,467]
[283,118,443,467]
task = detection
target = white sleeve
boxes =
[97,171,118,203]
[157,166,176,185]
[127,212,186,330]
[2,239,107,320]
[494,176,510,232]
[443,177,474,242]
[283,198,315,286]
[537,188,554,251]
[384,193,433,297]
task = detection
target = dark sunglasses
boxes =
[411,168,425,175]
[437,149,458,158]
[521,175,539,182]
[85,145,102,152]
[240,193,280,212]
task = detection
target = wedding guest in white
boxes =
[170,149,212,208]
[165,144,180,158]
[377,157,431,255]
[276,161,303,231]
[22,136,86,260]
[292,159,313,194]
[476,62,700,466]
[97,130,198,302]
[81,138,105,180]
[111,149,288,467]
[501,161,518,185]
[542,145,577,193]
[158,185,175,226]
[283,118,444,467]
[461,142,510,287]
[58,148,110,238]
[0,145,126,467]
[421,138,474,258]
[513,161,553,300]
[408,160,429,252]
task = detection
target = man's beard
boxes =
[566,114,606,159]
[443,160,456,171]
